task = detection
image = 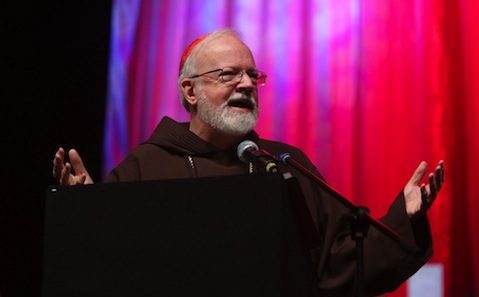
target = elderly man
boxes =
[53,29,444,296]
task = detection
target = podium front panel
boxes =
[43,174,318,297]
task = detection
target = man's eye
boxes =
[220,71,237,80]
[248,72,259,79]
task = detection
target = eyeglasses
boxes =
[189,67,267,86]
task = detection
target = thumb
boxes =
[68,149,89,175]
[408,161,427,186]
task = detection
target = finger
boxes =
[53,155,61,180]
[434,165,443,192]
[53,148,65,179]
[61,163,71,185]
[59,164,66,185]
[408,161,428,186]
[439,160,445,184]
[57,147,65,159]
[429,173,437,198]
[422,183,435,211]
[69,149,89,175]
[425,184,431,197]
[420,184,430,211]
[420,183,430,202]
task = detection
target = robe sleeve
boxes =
[281,148,432,296]
[314,190,432,297]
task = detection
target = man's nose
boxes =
[236,71,256,91]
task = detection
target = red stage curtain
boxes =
[105,1,479,295]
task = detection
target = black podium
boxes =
[42,174,319,297]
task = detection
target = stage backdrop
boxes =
[103,1,479,296]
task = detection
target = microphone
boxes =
[237,140,279,173]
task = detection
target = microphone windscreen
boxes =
[237,140,259,163]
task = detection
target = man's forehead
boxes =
[196,36,255,68]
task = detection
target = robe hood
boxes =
[144,116,259,157]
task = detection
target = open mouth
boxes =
[227,98,256,110]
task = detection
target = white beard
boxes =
[196,95,258,136]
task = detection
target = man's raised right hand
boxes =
[52,147,94,185]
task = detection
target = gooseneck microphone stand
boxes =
[279,153,417,297]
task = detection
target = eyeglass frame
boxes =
[188,67,267,86]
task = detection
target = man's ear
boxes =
[180,79,198,107]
